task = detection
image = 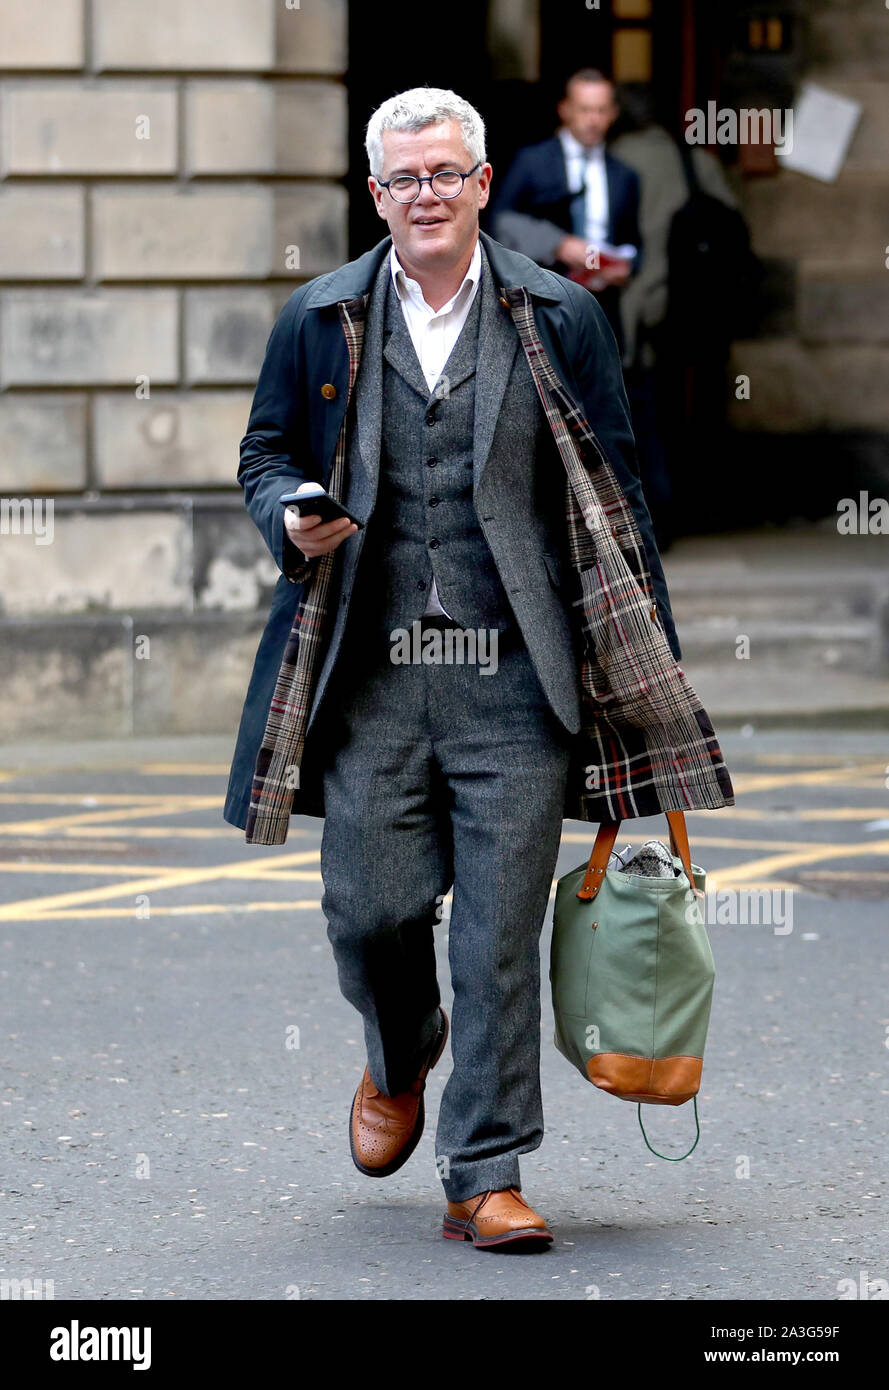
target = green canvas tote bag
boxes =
[550,810,713,1160]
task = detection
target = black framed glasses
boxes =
[377,161,482,203]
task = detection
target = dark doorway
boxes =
[345,1,741,256]
[346,2,492,257]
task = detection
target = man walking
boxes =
[224,87,732,1251]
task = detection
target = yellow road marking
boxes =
[752,752,885,766]
[562,832,889,856]
[0,797,221,836]
[802,869,889,880]
[65,826,268,840]
[705,838,889,889]
[0,850,320,920]
[730,761,887,794]
[0,860,322,882]
[0,792,216,806]
[1,756,887,920]
[686,807,889,823]
[12,900,324,920]
[137,764,231,775]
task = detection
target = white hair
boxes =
[365,86,486,181]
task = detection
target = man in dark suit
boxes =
[490,68,641,352]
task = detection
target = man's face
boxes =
[368,119,491,271]
[557,80,618,147]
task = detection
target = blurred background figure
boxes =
[490,68,641,352]
[609,83,755,548]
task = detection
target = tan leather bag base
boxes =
[586,1053,703,1106]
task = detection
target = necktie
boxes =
[569,150,593,238]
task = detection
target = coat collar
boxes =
[303,228,565,310]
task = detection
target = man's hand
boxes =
[284,506,358,559]
[555,234,591,272]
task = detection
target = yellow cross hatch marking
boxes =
[0,851,320,921]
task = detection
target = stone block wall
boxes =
[0,0,347,737]
[730,0,889,444]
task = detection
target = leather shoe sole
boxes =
[442,1214,553,1250]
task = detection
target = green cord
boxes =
[637,1096,700,1161]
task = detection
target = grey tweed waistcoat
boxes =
[350,261,517,635]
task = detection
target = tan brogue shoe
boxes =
[349,1007,449,1178]
[442,1187,553,1249]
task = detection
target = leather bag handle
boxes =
[576,810,699,901]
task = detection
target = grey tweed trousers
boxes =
[318,609,573,1203]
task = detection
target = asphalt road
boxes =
[0,729,887,1301]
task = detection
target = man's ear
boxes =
[367,177,387,220]
[477,164,493,210]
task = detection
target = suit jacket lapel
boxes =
[353,251,390,505]
[472,243,519,499]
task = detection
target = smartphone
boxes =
[279,487,364,529]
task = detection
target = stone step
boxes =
[663,527,889,679]
[0,611,266,740]
[676,616,883,673]
[669,576,880,625]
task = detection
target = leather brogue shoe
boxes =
[349,1007,449,1178]
[442,1187,553,1250]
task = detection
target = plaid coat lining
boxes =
[245,283,733,845]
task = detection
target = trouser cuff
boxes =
[439,1157,523,1204]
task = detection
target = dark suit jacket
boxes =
[490,135,642,348]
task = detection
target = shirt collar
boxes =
[559,128,605,163]
[390,236,481,312]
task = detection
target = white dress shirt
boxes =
[558,128,610,249]
[389,237,482,619]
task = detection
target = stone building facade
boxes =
[0,0,347,737]
[0,0,885,737]
[729,0,889,478]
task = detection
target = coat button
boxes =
[499,296,510,307]
[321,383,337,399]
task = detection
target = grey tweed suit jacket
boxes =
[306,242,582,738]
